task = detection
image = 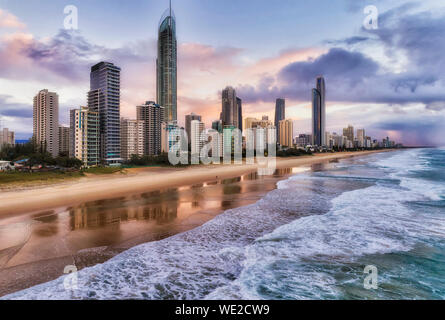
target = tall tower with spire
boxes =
[157,0,177,123]
[312,76,326,146]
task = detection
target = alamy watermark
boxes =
[64,5,78,30]
[363,265,378,289]
[166,127,277,176]
[63,265,78,291]
[363,5,378,30]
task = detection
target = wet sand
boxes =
[0,150,391,297]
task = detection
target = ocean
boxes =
[4,148,445,300]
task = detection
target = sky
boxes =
[0,0,444,146]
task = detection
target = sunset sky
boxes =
[0,0,444,146]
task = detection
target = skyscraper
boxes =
[274,98,285,137]
[0,128,15,149]
[88,61,121,163]
[343,125,354,143]
[69,106,99,166]
[278,119,293,148]
[58,126,70,155]
[190,120,205,156]
[237,97,243,131]
[357,129,365,148]
[137,101,165,156]
[157,1,177,122]
[120,118,144,160]
[311,76,326,146]
[221,86,240,128]
[33,89,59,157]
[185,113,202,143]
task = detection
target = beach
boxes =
[0,150,392,297]
[0,151,387,217]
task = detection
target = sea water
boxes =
[4,149,445,300]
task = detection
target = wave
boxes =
[4,149,444,300]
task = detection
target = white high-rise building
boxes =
[191,120,205,156]
[33,89,59,157]
[121,118,144,160]
[70,106,100,166]
[357,129,365,148]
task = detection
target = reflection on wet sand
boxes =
[0,169,294,269]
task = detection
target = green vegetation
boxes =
[276,148,312,157]
[0,171,83,186]
[0,140,82,169]
[126,153,178,166]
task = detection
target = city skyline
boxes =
[0,1,444,146]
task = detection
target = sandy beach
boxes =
[0,150,393,297]
[0,151,388,217]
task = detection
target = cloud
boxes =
[0,94,32,118]
[0,9,26,29]
[374,115,445,146]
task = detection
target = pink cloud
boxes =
[0,9,26,29]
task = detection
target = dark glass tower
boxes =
[312,75,326,146]
[221,86,237,127]
[236,97,243,131]
[274,98,285,136]
[88,61,121,163]
[157,2,177,123]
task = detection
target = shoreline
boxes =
[0,150,392,218]
[0,149,395,298]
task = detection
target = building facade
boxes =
[237,97,243,131]
[311,76,326,146]
[274,98,285,137]
[190,120,205,156]
[120,118,144,160]
[343,125,354,143]
[137,101,165,156]
[157,4,177,122]
[0,128,15,149]
[185,113,202,144]
[357,129,365,147]
[278,119,293,148]
[33,89,59,157]
[69,106,100,166]
[88,61,121,163]
[58,126,70,155]
[221,86,241,129]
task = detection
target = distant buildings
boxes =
[58,126,70,155]
[278,119,293,148]
[311,76,326,146]
[245,117,273,130]
[33,89,59,157]
[88,61,121,163]
[274,98,285,138]
[357,129,365,148]
[0,128,15,149]
[137,101,165,156]
[69,106,100,166]
[343,125,354,143]
[185,113,202,143]
[295,134,312,147]
[157,3,177,123]
[120,118,144,160]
